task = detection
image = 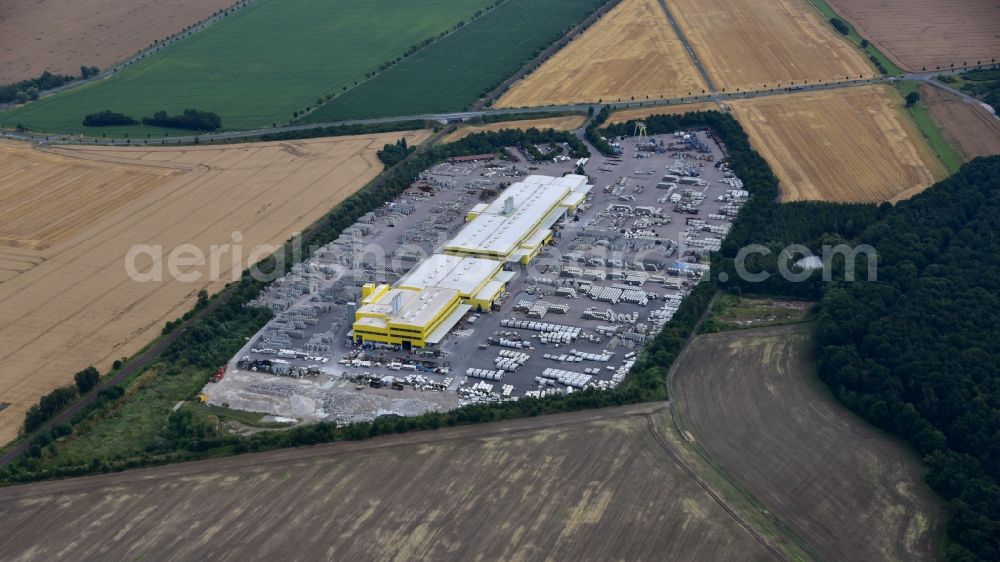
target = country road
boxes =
[2,64,995,147]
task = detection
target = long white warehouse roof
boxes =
[396,253,502,296]
[445,175,591,257]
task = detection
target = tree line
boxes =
[21,367,100,433]
[606,109,998,560]
[0,67,102,104]
[0,124,676,484]
[81,108,222,130]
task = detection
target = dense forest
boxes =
[814,158,1000,561]
[607,109,999,560]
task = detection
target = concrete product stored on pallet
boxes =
[542,368,593,388]
[466,368,505,381]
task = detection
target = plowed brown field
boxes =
[920,84,1000,160]
[729,86,946,202]
[0,405,776,561]
[824,0,1000,71]
[0,0,235,83]
[0,131,428,445]
[674,324,945,561]
[669,0,874,92]
[440,115,587,143]
[496,0,705,107]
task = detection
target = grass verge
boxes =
[806,0,903,76]
[896,80,963,173]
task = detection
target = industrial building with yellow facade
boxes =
[351,174,592,349]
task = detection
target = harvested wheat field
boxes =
[440,115,587,143]
[609,101,720,124]
[674,324,945,561]
[825,0,1000,71]
[0,0,235,83]
[0,405,777,561]
[496,0,705,108]
[729,85,947,202]
[669,0,874,92]
[919,84,1000,160]
[0,131,428,445]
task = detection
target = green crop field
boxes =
[0,0,494,136]
[305,0,607,122]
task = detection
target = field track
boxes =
[729,85,947,202]
[609,102,719,124]
[673,324,946,561]
[440,115,586,143]
[0,0,234,83]
[0,404,779,561]
[0,131,428,446]
[823,0,1000,72]
[668,0,874,92]
[919,84,1000,161]
[496,0,706,107]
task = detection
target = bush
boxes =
[142,109,221,131]
[0,70,75,104]
[23,385,78,433]
[82,110,138,127]
[376,138,413,167]
[73,367,100,394]
[830,18,849,35]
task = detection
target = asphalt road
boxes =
[4,63,994,147]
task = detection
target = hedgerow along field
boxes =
[304,0,608,122]
[0,0,495,136]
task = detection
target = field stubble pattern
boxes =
[0,132,429,446]
[673,324,945,562]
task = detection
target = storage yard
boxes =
[672,324,945,561]
[0,132,427,446]
[668,0,874,91]
[495,0,706,108]
[439,115,587,143]
[207,128,750,423]
[823,0,1000,71]
[0,405,777,561]
[729,85,947,202]
[918,84,1000,161]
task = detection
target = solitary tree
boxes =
[73,367,100,394]
[905,91,920,107]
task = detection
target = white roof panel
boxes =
[445,175,591,257]
[396,254,501,296]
